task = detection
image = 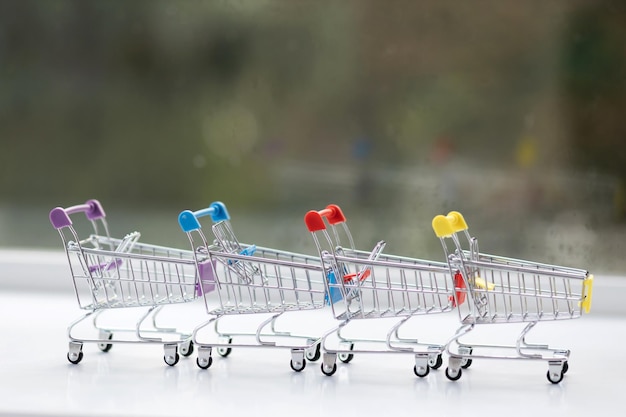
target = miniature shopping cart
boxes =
[50,199,199,366]
[305,204,455,378]
[178,202,327,372]
[432,211,594,383]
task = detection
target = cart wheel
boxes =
[196,356,213,370]
[547,370,564,384]
[460,358,473,369]
[67,351,83,365]
[429,354,443,370]
[164,352,180,366]
[562,361,569,375]
[338,343,354,363]
[179,341,194,357]
[414,364,430,378]
[445,367,462,381]
[290,359,306,372]
[217,338,232,357]
[305,343,321,362]
[321,362,337,376]
[97,332,113,353]
[98,343,113,353]
[459,346,473,369]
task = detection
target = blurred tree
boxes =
[561,1,626,218]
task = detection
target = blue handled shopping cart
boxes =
[178,202,327,372]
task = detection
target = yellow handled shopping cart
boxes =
[432,211,593,383]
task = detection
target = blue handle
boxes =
[178,202,230,232]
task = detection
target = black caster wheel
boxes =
[321,362,337,376]
[445,367,462,381]
[290,359,306,372]
[196,356,213,370]
[306,343,321,362]
[338,344,354,364]
[429,354,443,370]
[164,353,180,366]
[67,351,84,365]
[414,365,430,378]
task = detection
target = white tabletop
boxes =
[0,250,624,417]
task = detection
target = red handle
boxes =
[304,204,346,232]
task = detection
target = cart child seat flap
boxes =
[88,232,140,274]
[196,258,217,296]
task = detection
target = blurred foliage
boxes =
[562,2,626,181]
[0,0,625,216]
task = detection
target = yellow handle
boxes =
[431,211,469,237]
[432,215,454,237]
[580,275,593,314]
[446,211,469,233]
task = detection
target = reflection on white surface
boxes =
[0,290,623,417]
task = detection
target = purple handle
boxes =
[49,199,106,229]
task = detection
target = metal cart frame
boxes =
[432,211,594,383]
[178,202,327,372]
[50,199,198,366]
[305,204,455,378]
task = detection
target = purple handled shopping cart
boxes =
[50,199,199,366]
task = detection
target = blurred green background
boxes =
[1,0,626,273]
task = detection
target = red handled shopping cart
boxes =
[432,211,594,383]
[178,202,327,372]
[50,199,198,366]
[305,204,455,378]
